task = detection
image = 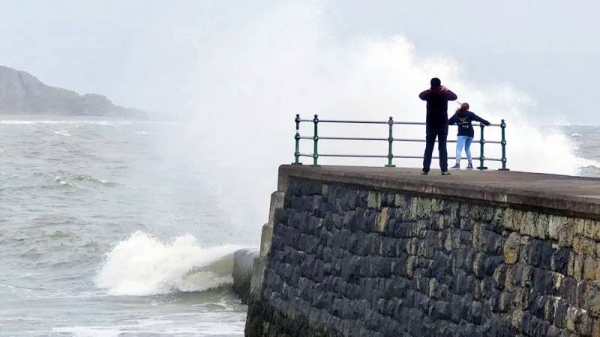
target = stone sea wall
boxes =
[245,176,600,337]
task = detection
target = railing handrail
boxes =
[293,114,509,171]
[298,118,502,127]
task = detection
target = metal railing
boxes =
[292,114,509,171]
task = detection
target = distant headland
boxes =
[0,66,146,119]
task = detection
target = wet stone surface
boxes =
[246,178,600,337]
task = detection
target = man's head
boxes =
[430,78,441,88]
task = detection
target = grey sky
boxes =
[0,0,597,123]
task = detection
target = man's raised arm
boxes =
[419,90,430,100]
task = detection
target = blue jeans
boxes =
[456,136,473,164]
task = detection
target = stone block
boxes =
[493,264,508,289]
[593,319,600,337]
[515,265,536,288]
[511,309,525,332]
[567,252,584,282]
[551,248,570,274]
[434,282,450,301]
[525,239,545,268]
[472,222,485,250]
[355,190,369,209]
[577,312,593,336]
[387,218,399,238]
[573,236,597,257]
[442,230,453,252]
[430,301,451,321]
[379,237,395,258]
[518,211,537,237]
[566,307,582,333]
[585,219,600,241]
[504,265,519,292]
[503,232,521,264]
[522,313,550,337]
[342,210,356,230]
[497,291,512,313]
[533,213,551,240]
[368,191,382,210]
[576,281,597,308]
[377,258,393,278]
[375,208,390,233]
[455,269,471,295]
[583,257,598,281]
[574,254,584,283]
[554,298,568,329]
[532,268,555,296]
[482,256,503,277]
[482,229,504,254]
[499,208,517,231]
[364,234,379,257]
[460,229,473,246]
[512,287,531,310]
[461,217,475,231]
[393,193,407,207]
[532,295,548,320]
[588,290,600,319]
[408,308,425,336]
[557,221,576,248]
[472,252,487,278]
[549,215,567,240]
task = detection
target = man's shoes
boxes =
[421,170,428,175]
[441,171,451,176]
[451,164,460,170]
[467,163,474,170]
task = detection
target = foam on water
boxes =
[96,231,244,296]
[53,130,71,137]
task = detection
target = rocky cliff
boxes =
[0,66,146,119]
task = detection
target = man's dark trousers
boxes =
[422,126,448,173]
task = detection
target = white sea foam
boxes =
[53,130,71,137]
[96,231,244,296]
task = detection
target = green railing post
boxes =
[293,114,302,165]
[385,116,395,167]
[478,123,488,170]
[312,114,320,167]
[499,119,510,171]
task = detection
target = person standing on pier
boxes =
[448,102,491,170]
[419,77,458,175]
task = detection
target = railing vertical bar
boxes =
[386,116,395,167]
[478,124,488,170]
[499,119,510,171]
[293,114,302,165]
[313,114,319,167]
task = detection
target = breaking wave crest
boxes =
[96,231,243,296]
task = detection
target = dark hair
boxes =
[456,102,469,113]
[430,78,441,87]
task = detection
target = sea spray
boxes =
[180,2,581,231]
[96,231,243,296]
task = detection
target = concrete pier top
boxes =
[278,165,600,219]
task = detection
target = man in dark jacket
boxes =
[418,77,458,175]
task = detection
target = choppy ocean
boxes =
[0,118,259,337]
[0,118,597,336]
